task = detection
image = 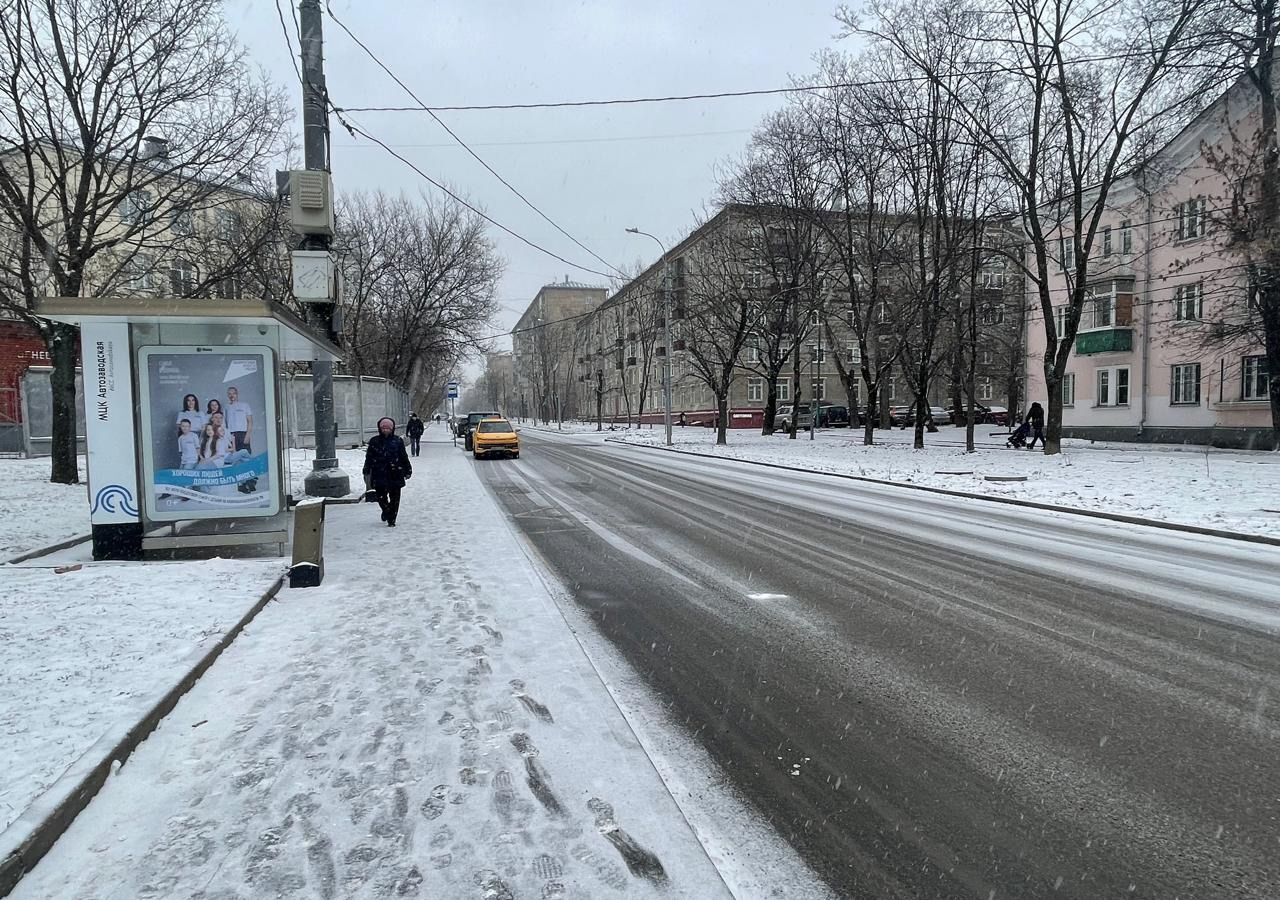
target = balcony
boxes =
[1075,327,1133,355]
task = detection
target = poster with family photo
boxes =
[137,346,280,520]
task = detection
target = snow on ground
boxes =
[0,556,285,833]
[594,423,1280,537]
[13,425,737,899]
[0,455,89,559]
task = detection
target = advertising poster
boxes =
[137,346,280,520]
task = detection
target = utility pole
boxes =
[299,0,350,498]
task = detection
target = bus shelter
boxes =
[33,296,343,561]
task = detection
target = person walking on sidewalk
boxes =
[1025,401,1046,450]
[406,412,425,457]
[363,417,412,526]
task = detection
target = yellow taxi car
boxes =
[471,417,520,460]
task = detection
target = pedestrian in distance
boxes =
[363,417,412,526]
[406,412,425,457]
[1025,401,1046,450]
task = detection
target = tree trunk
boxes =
[913,394,927,450]
[863,378,877,446]
[595,381,604,431]
[762,378,779,436]
[1044,372,1064,454]
[48,322,80,484]
[716,391,729,445]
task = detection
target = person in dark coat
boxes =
[363,417,412,526]
[405,412,425,457]
[1025,401,1046,450]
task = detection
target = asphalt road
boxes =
[474,429,1280,900]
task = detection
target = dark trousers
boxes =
[233,431,249,452]
[409,436,421,456]
[376,487,401,524]
[1027,425,1044,449]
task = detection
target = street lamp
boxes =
[625,227,673,447]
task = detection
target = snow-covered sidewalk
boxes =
[12,434,732,899]
[0,456,89,559]
[0,557,285,833]
[601,425,1280,537]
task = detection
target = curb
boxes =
[3,533,91,566]
[604,439,1280,548]
[0,571,287,897]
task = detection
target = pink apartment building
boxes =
[1024,74,1273,449]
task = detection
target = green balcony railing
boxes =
[1075,327,1133,355]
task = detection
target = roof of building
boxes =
[539,278,608,291]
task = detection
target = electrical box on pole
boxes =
[288,170,335,237]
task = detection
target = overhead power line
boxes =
[323,2,627,279]
[332,109,620,281]
[268,7,624,282]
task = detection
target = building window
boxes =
[747,377,764,402]
[1090,292,1114,328]
[807,344,825,363]
[1174,283,1202,321]
[1102,226,1112,257]
[1121,220,1133,254]
[978,377,993,401]
[885,377,896,400]
[877,301,890,324]
[1171,363,1202,405]
[1054,304,1070,336]
[215,275,243,300]
[1062,372,1076,407]
[123,253,156,292]
[809,308,821,327]
[845,341,861,365]
[777,378,791,402]
[1176,198,1207,240]
[169,258,198,295]
[811,378,826,400]
[980,270,1005,289]
[171,207,195,236]
[1060,236,1075,270]
[981,304,1004,325]
[119,190,152,225]
[1243,356,1269,401]
[215,209,242,241]
[980,349,994,365]
[745,333,760,363]
[1096,366,1130,406]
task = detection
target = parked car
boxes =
[898,405,954,427]
[472,418,520,459]
[957,404,1010,426]
[812,404,851,428]
[459,410,502,449]
[774,402,849,432]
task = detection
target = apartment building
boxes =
[512,278,609,421]
[1025,74,1273,448]
[575,204,1023,429]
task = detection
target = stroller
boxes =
[1006,421,1031,449]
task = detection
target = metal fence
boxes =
[17,367,410,456]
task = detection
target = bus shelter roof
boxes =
[31,296,342,362]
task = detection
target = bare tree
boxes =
[857,0,1220,453]
[679,221,756,444]
[0,0,292,482]
[336,190,502,410]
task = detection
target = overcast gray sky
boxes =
[225,0,851,370]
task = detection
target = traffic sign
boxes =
[446,381,459,399]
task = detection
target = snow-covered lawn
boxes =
[0,557,285,833]
[0,456,89,559]
[608,426,1280,537]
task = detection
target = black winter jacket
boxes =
[406,416,424,438]
[363,433,412,490]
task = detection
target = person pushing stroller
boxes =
[1008,401,1046,450]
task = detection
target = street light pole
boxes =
[626,228,673,447]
